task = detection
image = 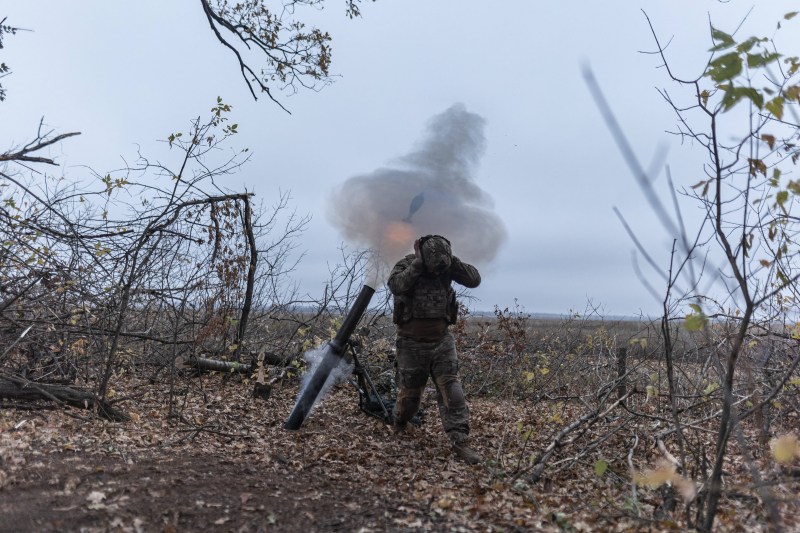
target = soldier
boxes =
[388,234,482,464]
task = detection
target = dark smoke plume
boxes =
[328,104,507,278]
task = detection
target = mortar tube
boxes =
[284,284,376,430]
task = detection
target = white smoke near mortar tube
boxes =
[295,345,355,415]
[327,103,508,282]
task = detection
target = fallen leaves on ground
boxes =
[0,371,798,532]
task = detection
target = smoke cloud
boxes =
[296,345,355,415]
[328,104,507,280]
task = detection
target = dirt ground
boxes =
[1,373,798,532]
[0,382,546,533]
[0,447,451,532]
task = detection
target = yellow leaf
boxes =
[770,434,800,464]
[685,312,707,331]
[634,463,676,488]
[633,461,694,500]
[594,459,608,477]
[673,476,697,502]
[437,497,453,509]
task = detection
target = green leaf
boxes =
[747,51,781,68]
[710,26,736,52]
[785,11,798,20]
[594,460,609,477]
[689,303,702,313]
[737,37,761,54]
[738,87,765,108]
[787,85,800,102]
[707,52,742,82]
[765,97,785,120]
[771,168,782,186]
[777,190,789,206]
[721,86,763,111]
[685,313,707,331]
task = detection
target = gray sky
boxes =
[3,1,799,316]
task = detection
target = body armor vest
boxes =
[393,273,457,325]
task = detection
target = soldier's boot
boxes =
[450,434,481,464]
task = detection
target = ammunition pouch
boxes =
[393,284,458,325]
[393,294,413,325]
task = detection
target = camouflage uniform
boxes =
[388,236,480,458]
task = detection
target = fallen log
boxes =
[180,356,253,373]
[177,351,289,374]
[0,375,129,421]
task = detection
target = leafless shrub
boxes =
[0,102,309,416]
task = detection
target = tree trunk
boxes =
[0,377,129,421]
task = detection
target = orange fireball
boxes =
[384,221,415,253]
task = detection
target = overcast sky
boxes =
[3,1,800,317]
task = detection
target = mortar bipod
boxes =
[345,340,424,427]
[346,339,393,423]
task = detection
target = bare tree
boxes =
[585,9,800,531]
[0,100,309,418]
